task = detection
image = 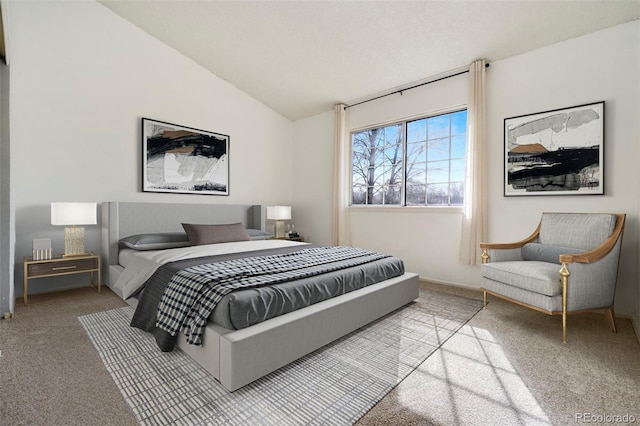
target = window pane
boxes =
[427,183,449,205]
[406,184,426,205]
[352,150,366,164]
[451,110,467,135]
[451,135,466,159]
[427,138,450,162]
[371,186,384,204]
[352,171,367,186]
[385,124,402,145]
[391,167,403,185]
[407,119,426,143]
[406,167,426,184]
[352,133,369,149]
[385,144,402,165]
[450,182,464,205]
[427,160,449,183]
[428,115,450,140]
[384,185,401,205]
[406,141,426,164]
[352,185,367,205]
[382,167,392,185]
[450,158,466,182]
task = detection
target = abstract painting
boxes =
[504,101,604,196]
[142,118,229,195]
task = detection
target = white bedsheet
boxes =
[118,248,140,268]
[116,239,308,299]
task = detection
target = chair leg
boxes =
[483,291,487,309]
[559,263,570,344]
[604,306,617,333]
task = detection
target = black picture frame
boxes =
[504,101,604,196]
[142,118,229,196]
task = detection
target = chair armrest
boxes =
[480,241,528,250]
[559,214,626,264]
[481,247,523,263]
[480,219,541,250]
[480,223,541,263]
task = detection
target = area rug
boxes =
[79,289,483,425]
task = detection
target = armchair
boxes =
[480,213,625,343]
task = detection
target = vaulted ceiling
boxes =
[99,1,640,121]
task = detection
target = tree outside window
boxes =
[351,110,467,207]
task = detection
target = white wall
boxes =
[292,110,334,244]
[293,21,640,320]
[8,1,294,296]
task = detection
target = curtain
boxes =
[332,104,352,246]
[459,60,486,265]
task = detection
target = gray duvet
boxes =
[130,244,404,351]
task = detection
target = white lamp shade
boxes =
[51,202,97,226]
[266,206,291,221]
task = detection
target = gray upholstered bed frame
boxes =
[101,202,419,391]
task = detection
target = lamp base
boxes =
[274,220,285,238]
[64,226,87,257]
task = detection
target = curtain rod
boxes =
[344,62,490,110]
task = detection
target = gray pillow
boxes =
[521,243,584,264]
[120,232,190,251]
[182,223,251,245]
[246,229,273,240]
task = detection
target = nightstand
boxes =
[22,252,101,305]
[272,237,305,242]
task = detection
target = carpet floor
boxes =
[1,283,639,425]
[78,290,482,425]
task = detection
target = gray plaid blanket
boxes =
[156,246,390,345]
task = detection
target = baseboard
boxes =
[418,276,480,291]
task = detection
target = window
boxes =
[351,109,467,206]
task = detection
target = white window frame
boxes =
[349,106,468,210]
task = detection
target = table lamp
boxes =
[51,202,97,256]
[266,206,291,238]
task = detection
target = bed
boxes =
[101,202,419,391]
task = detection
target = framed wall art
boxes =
[504,101,604,196]
[142,118,229,195]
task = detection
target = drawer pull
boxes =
[52,266,78,271]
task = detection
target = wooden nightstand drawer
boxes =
[27,258,98,277]
[23,252,101,305]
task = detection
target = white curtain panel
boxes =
[332,104,352,246]
[459,60,487,265]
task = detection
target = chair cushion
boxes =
[481,261,562,297]
[521,243,583,264]
[538,213,616,250]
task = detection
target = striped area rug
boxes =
[79,289,482,425]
